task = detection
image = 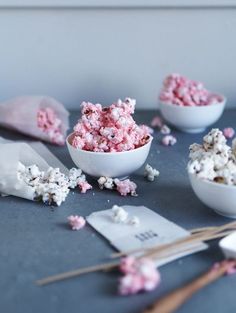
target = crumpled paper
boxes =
[0,96,69,144]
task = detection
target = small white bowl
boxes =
[66,133,153,178]
[219,232,236,259]
[160,97,226,133]
[189,172,236,218]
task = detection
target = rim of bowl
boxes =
[188,171,236,191]
[66,133,153,156]
[160,95,226,109]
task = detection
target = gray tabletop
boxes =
[0,109,236,313]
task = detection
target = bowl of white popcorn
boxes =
[188,129,236,218]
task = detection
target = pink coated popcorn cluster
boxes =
[37,107,65,145]
[223,127,235,139]
[67,215,86,230]
[114,179,137,196]
[119,256,161,295]
[159,73,223,107]
[78,181,93,193]
[71,98,151,152]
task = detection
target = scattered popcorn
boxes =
[37,107,65,145]
[97,176,114,190]
[128,216,140,227]
[111,205,128,223]
[71,98,151,153]
[159,73,223,107]
[114,179,137,196]
[223,127,235,139]
[150,116,163,128]
[118,257,161,295]
[144,164,160,182]
[68,215,86,230]
[162,135,177,146]
[188,128,236,185]
[68,168,92,194]
[160,124,171,135]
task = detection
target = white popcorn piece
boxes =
[128,216,140,227]
[160,124,171,135]
[144,164,160,182]
[97,176,114,190]
[111,205,128,223]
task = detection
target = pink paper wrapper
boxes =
[0,96,69,145]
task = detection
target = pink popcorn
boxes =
[120,256,137,274]
[212,260,236,276]
[71,98,151,153]
[115,179,137,196]
[159,73,223,107]
[223,127,235,139]
[78,181,92,193]
[37,107,65,145]
[151,116,163,128]
[162,135,177,146]
[118,257,161,295]
[68,215,86,230]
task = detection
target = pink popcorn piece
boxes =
[37,107,65,145]
[162,135,177,146]
[118,257,161,296]
[67,215,86,231]
[114,179,137,197]
[119,256,137,274]
[212,260,236,276]
[71,98,151,153]
[223,127,235,139]
[78,181,93,194]
[151,116,163,129]
[159,73,223,107]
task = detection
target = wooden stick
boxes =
[144,230,234,260]
[143,260,236,313]
[36,230,233,286]
[36,261,119,286]
[111,222,236,259]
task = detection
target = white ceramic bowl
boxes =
[189,172,236,218]
[160,97,226,133]
[66,133,153,178]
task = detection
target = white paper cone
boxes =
[0,142,49,200]
[0,96,69,144]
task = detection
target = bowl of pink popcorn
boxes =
[159,74,226,133]
[66,98,153,178]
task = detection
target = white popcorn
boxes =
[18,164,70,206]
[188,128,236,186]
[160,124,171,135]
[97,176,114,190]
[144,164,160,182]
[111,205,128,223]
[68,167,83,188]
[129,216,140,227]
[17,164,90,206]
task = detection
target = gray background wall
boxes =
[0,0,235,109]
